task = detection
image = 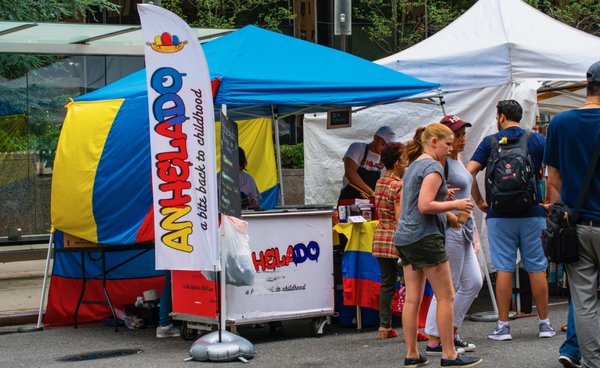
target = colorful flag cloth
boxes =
[334,222,435,316]
[334,221,381,310]
[44,231,165,327]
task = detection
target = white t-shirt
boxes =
[342,142,381,188]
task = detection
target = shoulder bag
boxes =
[542,137,600,264]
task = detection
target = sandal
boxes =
[378,327,398,340]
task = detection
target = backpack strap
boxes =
[573,137,600,222]
[518,130,532,154]
[487,135,500,165]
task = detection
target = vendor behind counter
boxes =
[238,147,261,210]
[338,126,397,201]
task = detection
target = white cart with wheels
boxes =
[171,208,335,340]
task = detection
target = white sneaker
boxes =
[558,355,581,368]
[156,324,180,338]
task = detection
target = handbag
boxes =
[542,137,600,264]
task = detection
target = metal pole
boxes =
[219,221,227,332]
[515,266,521,314]
[19,230,54,332]
[271,105,285,206]
[36,230,54,329]
[478,249,498,315]
[469,247,500,322]
[219,105,228,333]
[439,95,447,115]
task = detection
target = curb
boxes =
[0,310,39,327]
[0,271,48,280]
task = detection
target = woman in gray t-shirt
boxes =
[394,123,480,368]
[423,117,483,356]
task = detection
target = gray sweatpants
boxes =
[424,227,483,336]
[566,224,600,368]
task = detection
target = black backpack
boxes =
[485,131,537,214]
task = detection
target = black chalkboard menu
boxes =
[327,108,352,129]
[219,110,241,218]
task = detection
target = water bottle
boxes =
[338,205,347,223]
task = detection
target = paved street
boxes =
[0,276,571,368]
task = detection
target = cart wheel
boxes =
[309,318,326,337]
[180,322,198,341]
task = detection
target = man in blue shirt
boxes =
[466,100,555,341]
[545,60,600,368]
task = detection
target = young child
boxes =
[394,123,481,368]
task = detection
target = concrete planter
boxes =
[281,168,304,206]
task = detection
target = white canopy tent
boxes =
[304,0,600,279]
[305,0,600,206]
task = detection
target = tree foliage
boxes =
[0,0,118,22]
[0,0,118,163]
[525,0,600,37]
[354,0,599,57]
[161,0,294,31]
[0,0,119,80]
[354,0,473,55]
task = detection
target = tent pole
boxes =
[272,105,285,206]
[36,229,54,329]
[19,229,54,332]
[469,247,500,322]
[438,94,447,115]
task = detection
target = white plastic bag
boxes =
[221,215,256,286]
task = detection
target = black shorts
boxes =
[396,235,448,270]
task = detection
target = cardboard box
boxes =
[63,233,97,248]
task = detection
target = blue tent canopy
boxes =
[77,25,439,118]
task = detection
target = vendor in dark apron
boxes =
[338,126,397,201]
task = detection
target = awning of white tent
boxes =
[0,21,233,56]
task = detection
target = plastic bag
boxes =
[221,215,256,286]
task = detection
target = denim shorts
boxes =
[396,235,448,270]
[487,216,547,272]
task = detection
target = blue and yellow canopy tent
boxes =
[45,25,439,326]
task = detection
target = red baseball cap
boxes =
[439,115,472,132]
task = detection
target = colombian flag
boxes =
[44,230,165,327]
[334,221,381,310]
[334,222,435,318]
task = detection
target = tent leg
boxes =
[479,249,499,315]
[469,248,500,322]
[36,231,54,329]
[19,230,54,333]
[272,105,285,206]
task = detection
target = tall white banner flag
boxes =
[138,4,219,271]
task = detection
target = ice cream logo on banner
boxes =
[146,32,188,53]
[252,241,321,272]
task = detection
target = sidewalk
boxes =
[0,259,50,326]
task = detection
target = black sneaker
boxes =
[453,335,476,352]
[440,354,482,367]
[404,354,429,368]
